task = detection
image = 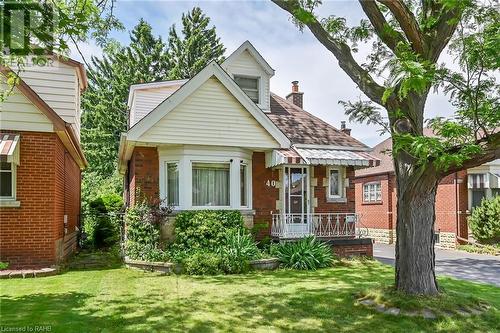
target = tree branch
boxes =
[358,0,406,53]
[427,6,461,62]
[377,0,426,55]
[440,131,500,177]
[272,0,386,105]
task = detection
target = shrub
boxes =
[125,200,171,262]
[84,193,123,249]
[0,262,9,270]
[184,251,222,275]
[273,236,333,270]
[468,196,500,244]
[218,229,260,274]
[173,210,244,252]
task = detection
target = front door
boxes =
[283,166,310,236]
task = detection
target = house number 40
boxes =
[266,180,277,187]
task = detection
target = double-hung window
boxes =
[192,162,230,207]
[0,162,15,200]
[234,76,259,104]
[328,168,344,198]
[363,182,381,202]
[240,164,248,207]
[166,162,179,206]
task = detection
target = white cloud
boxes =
[71,0,457,147]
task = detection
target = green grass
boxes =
[457,244,500,256]
[1,260,499,333]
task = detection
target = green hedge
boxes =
[173,210,245,252]
[468,196,500,244]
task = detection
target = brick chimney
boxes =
[286,80,303,109]
[340,121,351,136]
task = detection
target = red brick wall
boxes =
[332,243,373,257]
[355,171,468,238]
[127,147,159,206]
[354,174,393,230]
[313,166,356,213]
[0,131,81,268]
[252,152,280,238]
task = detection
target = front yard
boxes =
[1,260,499,333]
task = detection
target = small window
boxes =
[192,163,230,206]
[240,164,247,207]
[0,162,15,199]
[166,162,179,206]
[434,232,440,244]
[234,76,259,103]
[329,168,343,198]
[363,182,381,202]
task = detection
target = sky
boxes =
[71,0,456,147]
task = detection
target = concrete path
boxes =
[373,243,500,287]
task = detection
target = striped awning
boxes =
[0,134,20,165]
[266,147,380,168]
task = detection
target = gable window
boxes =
[363,182,381,202]
[166,162,179,206]
[234,76,259,103]
[192,163,230,206]
[328,167,344,198]
[0,162,15,199]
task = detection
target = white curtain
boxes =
[192,163,230,206]
[167,163,179,206]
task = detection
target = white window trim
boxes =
[0,162,20,207]
[233,74,262,107]
[164,161,180,208]
[327,167,345,199]
[158,147,252,210]
[363,181,382,203]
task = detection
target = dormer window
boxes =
[234,75,259,104]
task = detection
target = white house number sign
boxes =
[265,180,277,187]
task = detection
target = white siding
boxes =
[130,84,183,126]
[14,59,81,136]
[138,77,279,148]
[222,50,271,111]
[0,83,54,132]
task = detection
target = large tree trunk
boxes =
[394,163,440,295]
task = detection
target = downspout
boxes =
[455,172,459,246]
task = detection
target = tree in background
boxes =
[168,6,226,79]
[273,0,499,295]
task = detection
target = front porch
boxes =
[271,212,366,239]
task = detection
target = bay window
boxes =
[166,162,179,206]
[240,164,247,207]
[192,163,230,206]
[363,182,381,202]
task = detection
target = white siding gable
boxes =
[222,50,271,112]
[137,77,279,148]
[0,83,54,132]
[14,59,81,136]
[130,83,185,126]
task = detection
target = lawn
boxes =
[1,260,499,333]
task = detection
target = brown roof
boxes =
[268,93,368,149]
[355,137,394,177]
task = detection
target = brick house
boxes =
[354,134,484,249]
[0,57,87,268]
[118,41,379,252]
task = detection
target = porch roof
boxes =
[0,134,20,165]
[266,147,380,168]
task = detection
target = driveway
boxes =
[373,243,500,286]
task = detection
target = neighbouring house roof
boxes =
[0,134,20,165]
[355,136,394,177]
[0,67,87,169]
[268,93,369,149]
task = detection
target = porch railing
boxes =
[271,213,367,239]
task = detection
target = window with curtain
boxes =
[192,163,230,206]
[234,76,259,103]
[363,182,381,202]
[166,162,179,206]
[0,162,14,198]
[329,168,343,198]
[240,164,247,207]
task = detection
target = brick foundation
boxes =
[0,131,81,269]
[328,238,374,257]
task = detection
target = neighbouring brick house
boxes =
[0,57,87,268]
[354,132,491,249]
[118,41,379,256]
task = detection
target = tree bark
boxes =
[394,161,440,295]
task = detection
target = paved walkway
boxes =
[373,243,500,286]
